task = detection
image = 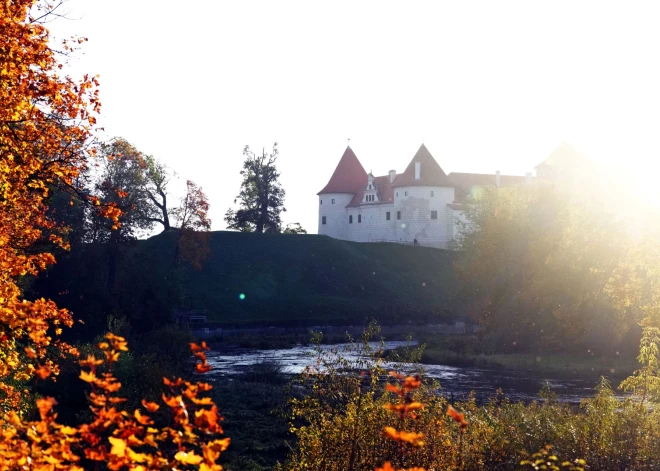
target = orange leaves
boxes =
[377,371,427,470]
[34,364,51,380]
[376,463,427,471]
[141,399,160,412]
[446,405,469,431]
[1,330,229,469]
[384,372,424,420]
[191,341,212,374]
[383,427,425,447]
[36,396,57,421]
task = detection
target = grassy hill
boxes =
[31,231,460,332]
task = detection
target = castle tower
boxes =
[317,146,367,239]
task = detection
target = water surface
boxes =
[205,341,621,403]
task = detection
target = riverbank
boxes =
[404,335,638,378]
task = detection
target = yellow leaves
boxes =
[108,436,126,456]
[79,354,103,368]
[175,450,203,465]
[59,426,77,436]
[79,370,96,383]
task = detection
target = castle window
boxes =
[431,210,438,220]
[386,212,390,220]
[396,192,398,197]
[430,191,434,197]
[332,199,335,204]
[349,215,353,223]
[397,211,401,220]
[320,200,323,205]
[405,191,408,196]
[358,215,362,223]
[322,216,327,225]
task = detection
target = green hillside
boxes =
[32,231,459,332]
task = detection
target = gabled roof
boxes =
[535,142,592,169]
[347,174,396,207]
[317,146,368,195]
[392,144,453,187]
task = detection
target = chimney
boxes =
[525,172,532,184]
[389,170,396,183]
[415,162,421,180]
[495,170,501,187]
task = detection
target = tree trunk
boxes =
[161,191,170,231]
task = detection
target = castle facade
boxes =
[317,144,529,248]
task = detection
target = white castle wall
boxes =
[346,203,396,242]
[318,193,354,239]
[393,186,455,248]
[319,186,459,249]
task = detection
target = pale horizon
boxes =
[48,0,660,234]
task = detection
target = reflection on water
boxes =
[205,341,621,403]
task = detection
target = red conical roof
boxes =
[392,144,453,187]
[317,146,368,194]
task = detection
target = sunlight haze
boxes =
[49,0,660,233]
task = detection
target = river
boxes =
[205,340,623,403]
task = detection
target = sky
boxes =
[48,0,660,234]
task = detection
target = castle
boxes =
[317,144,533,248]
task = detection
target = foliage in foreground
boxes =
[282,325,659,471]
[0,334,229,470]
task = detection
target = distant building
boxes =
[534,142,596,194]
[317,144,528,248]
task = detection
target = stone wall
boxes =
[318,193,353,239]
[394,186,455,248]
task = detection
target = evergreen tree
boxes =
[225,143,286,233]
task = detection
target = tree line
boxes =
[453,181,660,353]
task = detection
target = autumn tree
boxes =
[90,138,154,242]
[0,0,113,410]
[173,180,212,270]
[225,143,286,233]
[454,183,632,351]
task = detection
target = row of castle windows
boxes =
[321,210,439,225]
[365,194,376,202]
[395,190,434,197]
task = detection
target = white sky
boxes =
[48,0,660,234]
